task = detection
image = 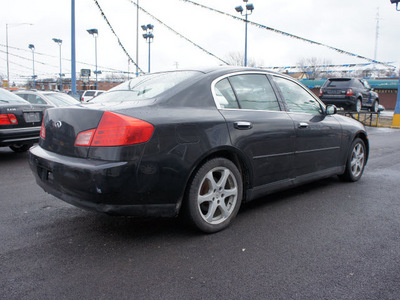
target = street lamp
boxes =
[142,24,154,73]
[5,23,33,89]
[235,0,254,67]
[52,38,63,91]
[87,28,100,89]
[391,0,400,10]
[28,44,36,89]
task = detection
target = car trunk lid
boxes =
[0,103,44,129]
[40,107,104,158]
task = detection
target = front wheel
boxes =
[370,100,379,113]
[339,138,366,182]
[185,158,243,233]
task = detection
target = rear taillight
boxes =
[346,88,354,96]
[0,114,18,125]
[75,111,154,147]
[319,89,323,96]
[40,120,46,139]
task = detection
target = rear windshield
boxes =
[84,91,96,97]
[90,71,200,103]
[44,93,79,107]
[0,89,30,104]
[325,79,351,88]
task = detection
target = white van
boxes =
[81,90,104,102]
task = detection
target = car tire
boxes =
[338,138,366,182]
[185,158,243,233]
[9,144,32,153]
[354,99,362,112]
[370,100,379,113]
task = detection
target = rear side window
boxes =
[214,79,239,109]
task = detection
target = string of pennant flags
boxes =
[126,0,229,65]
[94,0,395,72]
[93,0,144,73]
[180,0,395,69]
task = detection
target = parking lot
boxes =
[1,126,400,300]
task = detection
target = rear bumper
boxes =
[28,145,178,217]
[319,95,356,107]
[0,126,40,146]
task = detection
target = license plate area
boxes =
[24,112,41,123]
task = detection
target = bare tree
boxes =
[225,51,263,67]
[297,57,332,79]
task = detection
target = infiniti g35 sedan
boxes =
[29,67,369,233]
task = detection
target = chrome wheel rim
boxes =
[197,167,238,225]
[374,101,378,112]
[350,143,365,178]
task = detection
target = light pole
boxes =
[52,38,63,91]
[235,0,254,67]
[5,23,33,89]
[390,0,400,127]
[87,28,99,89]
[28,44,36,89]
[142,24,154,73]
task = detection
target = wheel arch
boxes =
[177,146,253,214]
[354,131,369,163]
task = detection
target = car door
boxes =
[212,73,296,193]
[271,75,343,180]
[360,80,373,105]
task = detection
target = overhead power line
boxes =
[181,0,394,68]
[0,43,129,75]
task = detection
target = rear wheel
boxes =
[354,99,362,112]
[339,138,366,182]
[186,158,243,233]
[9,143,32,153]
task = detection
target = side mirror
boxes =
[326,105,337,115]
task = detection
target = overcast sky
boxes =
[1,0,400,85]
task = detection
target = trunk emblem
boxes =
[55,121,62,129]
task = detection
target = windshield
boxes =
[44,93,79,107]
[0,88,30,104]
[90,71,200,103]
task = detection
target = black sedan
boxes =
[1,88,49,152]
[29,67,369,232]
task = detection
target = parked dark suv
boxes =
[319,78,379,112]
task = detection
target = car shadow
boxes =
[49,176,343,240]
[239,176,342,215]
[0,148,29,162]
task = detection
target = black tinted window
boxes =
[326,80,351,88]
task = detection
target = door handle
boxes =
[298,122,309,128]
[234,121,253,130]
